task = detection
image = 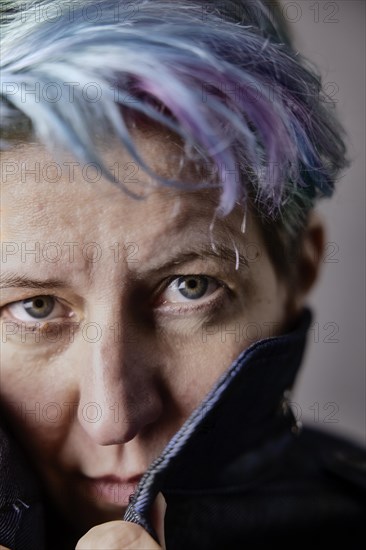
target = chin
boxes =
[62,497,128,534]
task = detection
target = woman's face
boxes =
[0,136,296,532]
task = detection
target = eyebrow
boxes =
[0,241,249,290]
[0,273,66,290]
[139,240,250,276]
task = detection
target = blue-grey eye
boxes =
[156,275,222,308]
[176,276,209,300]
[23,295,55,318]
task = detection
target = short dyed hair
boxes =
[0,0,349,277]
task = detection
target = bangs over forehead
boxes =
[1,0,348,237]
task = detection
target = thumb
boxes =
[149,492,167,549]
[75,492,167,549]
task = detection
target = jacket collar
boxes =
[124,307,313,538]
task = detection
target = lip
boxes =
[89,474,143,484]
[80,473,143,507]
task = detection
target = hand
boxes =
[75,492,166,549]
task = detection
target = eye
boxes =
[4,295,70,323]
[159,275,222,305]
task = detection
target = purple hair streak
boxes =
[0,0,349,231]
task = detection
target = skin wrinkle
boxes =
[1,145,251,287]
[0,132,305,541]
[0,2,348,546]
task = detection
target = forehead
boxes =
[0,138,277,306]
[0,138,254,262]
[1,137,212,224]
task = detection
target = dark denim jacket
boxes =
[1,307,365,549]
[124,306,366,547]
[0,426,45,550]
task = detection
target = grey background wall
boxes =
[278,0,365,445]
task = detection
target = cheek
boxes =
[0,344,75,463]
[157,274,290,413]
[244,252,290,328]
[157,335,245,417]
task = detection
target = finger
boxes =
[75,520,162,549]
[149,492,167,549]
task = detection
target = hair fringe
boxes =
[0,0,349,230]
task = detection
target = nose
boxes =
[76,323,163,446]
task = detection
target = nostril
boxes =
[77,403,140,446]
[77,389,163,446]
